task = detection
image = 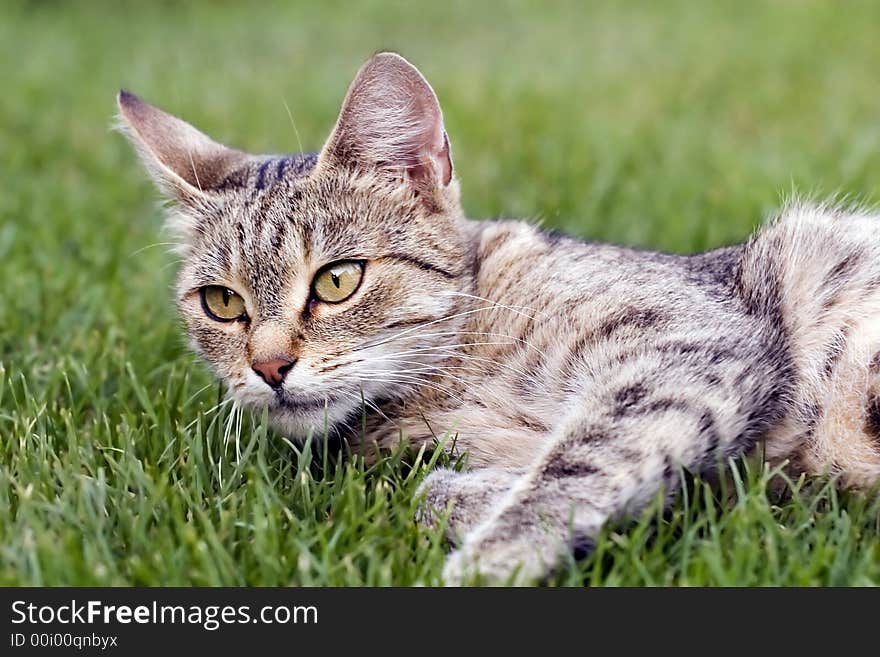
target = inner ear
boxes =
[318,52,453,191]
[117,90,252,201]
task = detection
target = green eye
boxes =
[201,286,247,321]
[312,261,364,303]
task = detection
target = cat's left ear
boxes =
[318,53,454,204]
[116,90,251,207]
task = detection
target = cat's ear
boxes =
[116,90,250,206]
[318,53,453,200]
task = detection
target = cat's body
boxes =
[118,53,880,584]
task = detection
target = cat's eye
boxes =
[312,260,364,303]
[201,286,247,322]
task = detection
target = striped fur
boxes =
[119,53,880,585]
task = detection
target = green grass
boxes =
[3,0,880,586]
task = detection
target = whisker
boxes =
[160,259,184,273]
[359,363,518,407]
[317,327,547,375]
[235,399,243,463]
[357,373,466,405]
[360,367,476,398]
[440,290,543,316]
[354,305,538,353]
[364,340,517,358]
[281,96,305,155]
[362,344,543,386]
[182,389,237,432]
[382,330,547,357]
[345,339,539,379]
[188,149,204,194]
[336,388,391,423]
[129,241,185,258]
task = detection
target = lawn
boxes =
[3,0,880,586]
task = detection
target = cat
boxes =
[118,52,880,585]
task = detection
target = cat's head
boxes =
[118,53,473,439]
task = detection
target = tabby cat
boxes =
[118,52,880,584]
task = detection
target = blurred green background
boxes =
[2,1,880,585]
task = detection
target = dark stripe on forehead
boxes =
[248,259,284,315]
[379,253,457,279]
[251,153,318,195]
[254,159,273,190]
[236,220,247,247]
[270,212,288,254]
[293,151,319,174]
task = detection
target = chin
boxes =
[229,378,361,441]
[264,399,358,441]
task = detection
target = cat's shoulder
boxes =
[472,218,599,260]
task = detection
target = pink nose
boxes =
[252,357,294,388]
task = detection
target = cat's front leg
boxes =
[441,424,615,585]
[442,377,760,585]
[416,467,524,543]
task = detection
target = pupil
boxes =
[222,288,230,306]
[331,272,340,288]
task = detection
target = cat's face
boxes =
[119,53,472,438]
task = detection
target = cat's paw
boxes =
[442,540,547,586]
[414,468,460,533]
[416,467,522,543]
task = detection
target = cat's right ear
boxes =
[116,90,250,207]
[317,53,454,208]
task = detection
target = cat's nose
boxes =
[252,357,295,388]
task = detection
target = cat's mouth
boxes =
[264,388,358,440]
[274,390,340,412]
